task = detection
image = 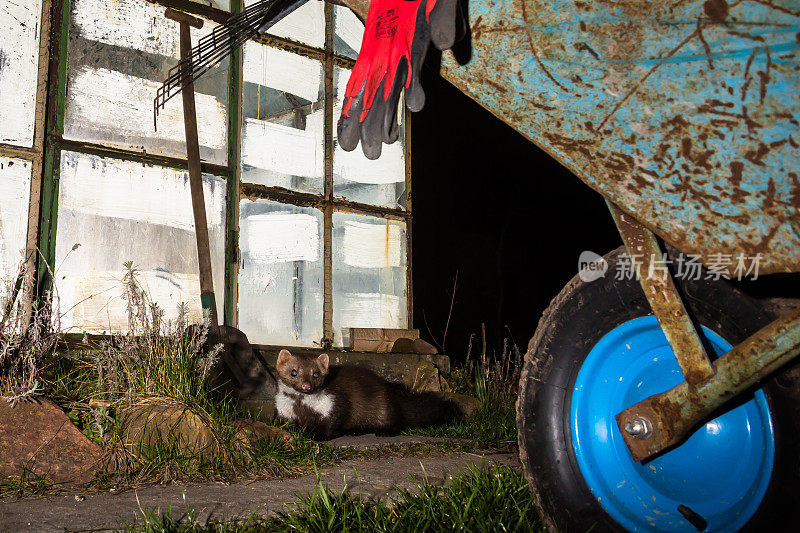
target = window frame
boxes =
[24,0,411,350]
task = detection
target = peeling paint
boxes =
[0,0,42,147]
[55,151,226,333]
[333,68,406,207]
[65,66,227,160]
[238,199,324,347]
[67,0,229,164]
[243,118,323,180]
[341,219,403,268]
[243,42,323,102]
[332,212,407,347]
[0,158,32,303]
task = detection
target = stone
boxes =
[441,392,482,418]
[409,362,445,393]
[390,337,438,355]
[120,401,219,460]
[325,434,455,449]
[0,398,104,485]
[348,328,420,352]
[232,419,294,447]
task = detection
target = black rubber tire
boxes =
[516,247,800,532]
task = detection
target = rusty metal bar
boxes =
[608,201,715,388]
[617,307,800,462]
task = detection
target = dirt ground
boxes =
[0,435,517,532]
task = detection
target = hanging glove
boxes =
[337,0,463,159]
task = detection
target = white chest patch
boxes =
[301,390,334,418]
[276,382,335,419]
[276,382,299,420]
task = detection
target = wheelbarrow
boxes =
[337,1,800,530]
[162,0,800,529]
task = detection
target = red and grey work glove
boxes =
[337,0,463,159]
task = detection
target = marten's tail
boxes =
[399,392,460,428]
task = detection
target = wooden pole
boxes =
[166,9,249,387]
[166,9,219,332]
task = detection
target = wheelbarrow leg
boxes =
[607,201,800,462]
[608,201,715,388]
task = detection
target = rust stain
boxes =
[728,161,746,203]
[788,172,800,208]
[697,20,715,69]
[703,0,729,22]
[745,142,770,166]
[757,49,773,105]
[483,79,508,94]
[763,178,776,210]
[597,28,701,130]
[519,1,570,93]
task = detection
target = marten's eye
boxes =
[290,369,298,377]
[313,371,320,378]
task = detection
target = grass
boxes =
[0,464,58,498]
[402,368,518,451]
[0,258,60,406]
[2,260,521,493]
[125,465,543,533]
[402,323,522,451]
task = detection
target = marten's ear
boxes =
[277,349,292,370]
[317,353,329,373]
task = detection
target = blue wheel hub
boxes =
[571,316,774,532]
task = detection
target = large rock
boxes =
[120,401,219,460]
[0,398,104,485]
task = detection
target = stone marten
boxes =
[274,349,459,440]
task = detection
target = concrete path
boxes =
[1,437,516,532]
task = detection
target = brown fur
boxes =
[274,349,457,439]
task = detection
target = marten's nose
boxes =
[301,382,311,391]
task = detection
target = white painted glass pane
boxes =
[191,0,230,11]
[333,68,407,209]
[55,151,226,333]
[332,212,407,347]
[238,199,323,347]
[247,0,324,49]
[0,0,42,147]
[241,42,324,194]
[65,0,228,164]
[334,6,363,60]
[0,158,32,305]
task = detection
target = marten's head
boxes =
[276,349,329,394]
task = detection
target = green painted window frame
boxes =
[25,0,412,348]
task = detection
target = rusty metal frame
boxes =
[224,0,244,328]
[322,0,335,347]
[616,307,800,462]
[608,201,800,462]
[608,201,715,388]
